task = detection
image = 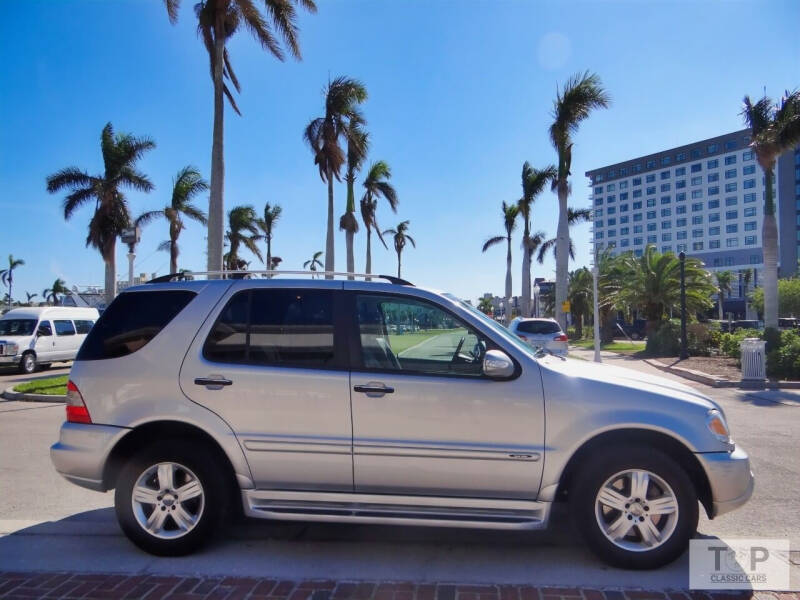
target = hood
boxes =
[537,354,719,411]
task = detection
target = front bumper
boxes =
[0,354,20,364]
[50,421,130,491]
[695,444,754,518]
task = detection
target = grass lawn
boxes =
[570,339,645,355]
[388,329,447,354]
[13,375,68,396]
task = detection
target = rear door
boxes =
[180,282,354,492]
[52,319,77,360]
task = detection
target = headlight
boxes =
[6,342,19,355]
[706,409,731,444]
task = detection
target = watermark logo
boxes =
[690,538,791,590]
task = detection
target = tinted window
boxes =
[0,319,36,336]
[73,320,94,334]
[355,294,485,377]
[37,321,52,336]
[204,289,335,368]
[516,320,561,335]
[77,290,196,360]
[54,320,76,336]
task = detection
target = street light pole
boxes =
[592,255,602,363]
[679,251,688,360]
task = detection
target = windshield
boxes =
[0,319,37,336]
[443,293,537,359]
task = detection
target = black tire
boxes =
[570,445,698,569]
[114,440,229,556]
[18,352,36,374]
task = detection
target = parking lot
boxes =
[0,356,798,589]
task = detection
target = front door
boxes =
[180,283,353,491]
[34,320,56,361]
[347,290,545,499]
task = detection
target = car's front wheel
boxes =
[114,440,228,556]
[570,445,698,569]
[18,352,36,374]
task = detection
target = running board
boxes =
[242,490,550,530]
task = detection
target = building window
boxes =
[743,164,756,175]
[744,193,756,203]
[661,183,671,192]
[620,180,629,189]
[634,225,643,233]
[608,229,616,237]
[647,210,656,219]
[692,190,703,199]
[606,183,616,192]
[633,189,642,198]
[633,201,642,210]
[662,220,672,229]
[607,195,616,203]
[595,219,603,228]
[692,215,703,225]
[646,174,656,183]
[632,177,642,186]
[727,238,739,248]
[743,150,754,161]
[661,170,670,179]
[608,170,617,178]
[750,254,760,264]
[596,173,605,182]
[691,176,703,187]
[661,196,671,204]
[620,239,630,247]
[708,144,719,154]
[646,160,656,169]
[708,173,719,183]
[677,218,687,227]
[620,204,629,213]
[676,166,686,176]
[725,168,737,179]
[662,233,672,242]
[709,212,720,222]
[692,202,703,211]
[725,140,737,151]
[709,226,720,236]
[710,240,721,249]
[725,196,737,206]
[725,256,734,266]
[620,168,628,176]
[634,237,643,245]
[608,207,616,215]
[677,230,687,240]
[620,192,628,200]
[707,159,719,169]
[708,186,719,196]
[725,155,737,165]
[595,198,603,206]
[647,222,657,231]
[647,186,656,195]
[745,235,757,245]
[744,207,756,217]
[726,224,738,233]
[725,182,738,192]
[726,210,738,219]
[676,153,686,162]
[708,199,720,209]
[621,227,629,235]
[693,229,703,238]
[693,241,704,251]
[676,192,686,202]
[677,206,687,215]
[608,218,616,226]
[633,164,642,173]
[691,163,702,173]
[744,221,757,231]
[677,243,687,252]
[634,213,643,222]
[595,208,603,217]
[648,235,657,243]
[662,156,671,166]
[676,179,687,189]
[661,209,672,218]
[691,149,702,159]
[647,198,656,207]
[662,245,671,253]
[595,231,604,239]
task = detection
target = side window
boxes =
[73,320,94,334]
[355,294,485,377]
[204,289,336,368]
[37,321,53,336]
[54,320,76,336]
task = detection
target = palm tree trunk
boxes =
[718,290,724,321]
[397,249,402,278]
[207,19,226,275]
[555,180,569,330]
[762,167,778,329]
[365,228,372,281]
[504,236,512,325]
[575,314,583,338]
[170,238,178,275]
[345,229,355,279]
[521,236,531,318]
[7,274,12,309]
[266,237,272,277]
[325,176,334,278]
[103,239,116,305]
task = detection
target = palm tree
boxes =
[258,203,282,276]
[535,207,593,264]
[383,220,415,279]
[477,296,494,315]
[164,0,316,274]
[361,160,398,279]
[303,251,324,277]
[46,122,155,303]
[715,270,734,320]
[43,279,69,306]
[550,71,611,330]
[25,292,38,306]
[568,267,594,338]
[136,166,208,274]
[341,126,369,278]
[0,255,24,309]
[518,162,556,317]
[224,205,262,271]
[304,76,368,276]
[482,201,519,325]
[741,90,800,329]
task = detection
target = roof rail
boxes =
[146,270,414,286]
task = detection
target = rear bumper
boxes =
[50,422,130,492]
[695,444,754,518]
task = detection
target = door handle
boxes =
[194,377,233,388]
[353,384,394,395]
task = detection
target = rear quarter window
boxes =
[77,290,196,360]
[517,320,561,335]
[74,319,94,334]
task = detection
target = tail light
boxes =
[66,380,92,424]
[553,334,568,342]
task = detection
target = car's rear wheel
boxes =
[114,440,227,556]
[18,352,36,374]
[570,445,698,569]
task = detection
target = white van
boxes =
[0,307,100,373]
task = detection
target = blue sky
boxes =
[1,0,798,302]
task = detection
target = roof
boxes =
[0,306,99,319]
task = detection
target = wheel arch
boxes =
[555,428,714,518]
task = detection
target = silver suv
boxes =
[51,273,753,569]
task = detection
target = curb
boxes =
[1,386,65,403]
[643,358,800,390]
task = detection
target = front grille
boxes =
[0,344,5,355]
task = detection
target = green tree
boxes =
[518,162,555,317]
[303,251,324,277]
[568,266,593,338]
[360,161,398,279]
[383,220,415,279]
[224,205,262,270]
[304,76,368,276]
[741,90,800,328]
[477,296,494,315]
[482,201,519,325]
[25,292,38,306]
[136,166,208,274]
[715,270,734,320]
[258,203,282,276]
[0,255,24,309]
[46,122,155,303]
[341,125,369,278]
[164,0,316,274]
[751,279,800,318]
[535,207,592,264]
[550,71,610,330]
[43,278,69,305]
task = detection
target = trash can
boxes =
[740,338,766,381]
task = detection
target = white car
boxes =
[0,306,99,373]
[508,317,568,355]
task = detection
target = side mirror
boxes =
[483,349,515,379]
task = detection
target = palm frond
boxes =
[164,0,180,23]
[135,210,164,227]
[482,235,505,253]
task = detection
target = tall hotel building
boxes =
[586,130,800,314]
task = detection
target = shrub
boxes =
[687,322,716,356]
[645,320,681,357]
[719,329,761,359]
[766,329,800,380]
